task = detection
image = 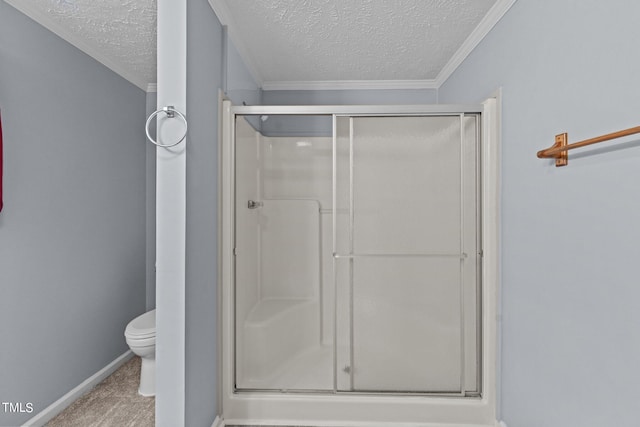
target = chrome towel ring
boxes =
[145,105,188,148]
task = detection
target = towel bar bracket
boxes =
[537,132,568,166]
[553,133,568,167]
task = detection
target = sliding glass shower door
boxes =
[334,115,480,395]
[234,112,481,396]
[234,114,334,391]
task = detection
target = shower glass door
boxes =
[234,114,334,392]
[233,111,480,396]
[334,115,480,395]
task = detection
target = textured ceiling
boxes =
[6,0,510,89]
[7,0,157,88]
[221,0,498,83]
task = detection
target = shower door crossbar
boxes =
[333,253,467,259]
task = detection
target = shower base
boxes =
[238,345,332,391]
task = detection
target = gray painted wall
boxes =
[185,1,221,425]
[226,39,262,107]
[0,2,147,426]
[262,88,437,105]
[439,1,640,426]
[150,4,260,424]
[146,92,157,311]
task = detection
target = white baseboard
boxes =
[225,421,496,427]
[497,422,508,427]
[22,350,134,427]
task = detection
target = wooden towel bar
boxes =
[537,125,640,166]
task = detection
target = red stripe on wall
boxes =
[0,109,3,212]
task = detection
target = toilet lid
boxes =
[125,309,156,339]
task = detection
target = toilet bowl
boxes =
[125,309,156,397]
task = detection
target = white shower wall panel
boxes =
[260,199,320,299]
[261,135,333,204]
[260,134,336,347]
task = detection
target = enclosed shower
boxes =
[220,102,499,426]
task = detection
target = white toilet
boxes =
[124,309,156,397]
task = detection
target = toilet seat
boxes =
[125,309,156,340]
[126,336,155,347]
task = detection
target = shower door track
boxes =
[230,104,484,115]
[220,100,501,427]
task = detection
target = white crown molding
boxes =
[261,79,439,91]
[214,0,516,92]
[3,0,150,91]
[435,0,518,87]
[147,83,158,93]
[207,0,264,87]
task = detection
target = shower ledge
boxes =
[246,298,315,325]
[242,298,321,384]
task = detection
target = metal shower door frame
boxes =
[332,113,482,396]
[220,100,501,426]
